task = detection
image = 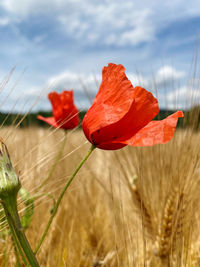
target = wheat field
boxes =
[0,124,199,266]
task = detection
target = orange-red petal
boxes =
[48,92,63,120]
[82,64,159,147]
[84,86,159,149]
[48,91,79,129]
[60,91,74,109]
[121,111,184,146]
[60,107,79,129]
[37,115,59,128]
[82,63,136,142]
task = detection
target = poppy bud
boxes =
[0,139,21,200]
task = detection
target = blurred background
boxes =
[0,0,200,114]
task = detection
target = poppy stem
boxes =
[34,144,96,254]
[38,130,68,190]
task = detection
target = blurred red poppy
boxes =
[38,90,79,129]
[82,63,184,150]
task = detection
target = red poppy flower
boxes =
[38,90,79,129]
[82,63,184,150]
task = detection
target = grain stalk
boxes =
[154,186,190,266]
[154,186,179,265]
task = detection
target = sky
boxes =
[0,0,200,112]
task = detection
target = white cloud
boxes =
[155,65,185,87]
[56,2,156,46]
[156,65,185,80]
[126,73,148,88]
[166,85,200,110]
[0,17,10,26]
[2,0,200,47]
[0,0,57,16]
[47,71,100,92]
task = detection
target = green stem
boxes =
[4,207,28,266]
[38,131,68,190]
[12,236,23,267]
[35,144,95,254]
[3,194,40,267]
[2,239,9,267]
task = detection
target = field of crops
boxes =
[0,125,199,266]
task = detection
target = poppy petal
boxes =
[37,115,59,128]
[60,91,73,109]
[48,92,63,120]
[87,86,159,149]
[83,64,159,146]
[122,111,184,146]
[60,107,79,129]
[48,91,79,129]
[83,63,136,143]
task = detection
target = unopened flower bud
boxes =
[0,138,21,200]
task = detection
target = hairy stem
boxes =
[3,194,40,267]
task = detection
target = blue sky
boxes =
[0,0,200,112]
